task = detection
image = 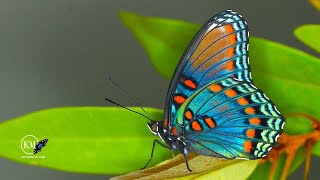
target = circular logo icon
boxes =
[21,135,38,155]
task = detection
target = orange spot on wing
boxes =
[185,110,193,120]
[172,127,177,135]
[244,140,252,153]
[210,84,222,92]
[225,24,234,33]
[245,107,255,114]
[228,47,234,57]
[229,34,237,44]
[225,89,237,97]
[237,97,248,105]
[226,60,234,70]
[164,119,168,128]
[174,95,186,104]
[246,129,256,138]
[191,121,202,131]
[249,118,261,125]
[184,79,197,89]
[205,117,216,128]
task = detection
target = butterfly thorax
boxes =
[147,120,193,155]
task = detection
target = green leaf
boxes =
[112,153,259,180]
[0,107,171,174]
[119,11,200,79]
[284,116,314,135]
[294,24,320,53]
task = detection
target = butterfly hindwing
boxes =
[175,77,284,159]
[164,10,251,129]
[33,138,48,155]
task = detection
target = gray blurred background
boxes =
[0,0,319,179]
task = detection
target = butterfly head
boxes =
[147,121,159,135]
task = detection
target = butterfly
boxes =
[143,10,285,171]
[33,138,48,155]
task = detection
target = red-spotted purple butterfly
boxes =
[142,10,285,171]
[107,9,285,172]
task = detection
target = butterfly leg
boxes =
[183,152,192,172]
[140,139,171,170]
[178,139,192,172]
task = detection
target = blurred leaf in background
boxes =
[294,24,320,53]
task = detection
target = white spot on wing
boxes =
[206,23,218,34]
[274,107,281,114]
[250,84,258,90]
[275,134,280,141]
[233,78,240,81]
[217,18,224,22]
[281,121,285,129]
[263,93,270,100]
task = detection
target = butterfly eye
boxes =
[151,124,158,132]
[147,121,159,135]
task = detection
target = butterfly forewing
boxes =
[164,10,251,130]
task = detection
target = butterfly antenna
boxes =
[106,76,152,119]
[105,97,152,122]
